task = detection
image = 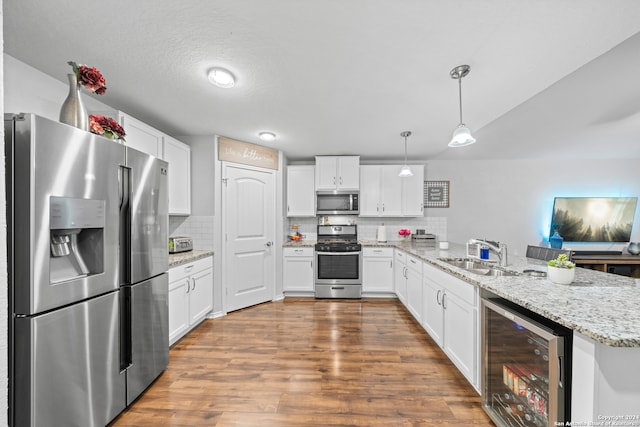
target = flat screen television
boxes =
[550,197,638,243]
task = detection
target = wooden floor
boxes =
[110,298,494,426]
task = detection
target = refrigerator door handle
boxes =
[119,166,132,286]
[120,287,133,373]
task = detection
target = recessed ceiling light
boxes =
[207,68,235,88]
[258,131,276,142]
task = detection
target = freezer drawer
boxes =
[12,291,125,427]
[125,273,169,405]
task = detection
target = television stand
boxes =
[572,253,640,278]
[572,250,623,256]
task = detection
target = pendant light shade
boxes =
[449,124,476,147]
[448,65,476,148]
[399,131,414,177]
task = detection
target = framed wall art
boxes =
[424,180,450,208]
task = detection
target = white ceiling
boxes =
[4,0,640,161]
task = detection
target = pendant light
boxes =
[448,65,476,147]
[398,131,413,177]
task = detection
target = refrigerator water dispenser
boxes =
[49,197,105,283]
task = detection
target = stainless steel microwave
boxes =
[316,191,359,215]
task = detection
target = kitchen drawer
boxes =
[445,277,477,306]
[283,247,314,257]
[407,254,423,274]
[169,256,213,283]
[363,247,393,257]
[395,250,407,263]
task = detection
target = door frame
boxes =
[213,137,285,316]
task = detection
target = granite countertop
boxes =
[283,239,640,347]
[394,242,640,348]
[168,249,214,267]
[283,240,316,248]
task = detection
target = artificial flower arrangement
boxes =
[398,229,411,237]
[68,61,107,95]
[89,115,126,141]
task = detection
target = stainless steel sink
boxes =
[438,257,520,277]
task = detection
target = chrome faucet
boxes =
[468,238,508,267]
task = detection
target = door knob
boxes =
[265,241,273,247]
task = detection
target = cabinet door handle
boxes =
[382,203,385,212]
[185,279,190,294]
[436,289,441,305]
[442,292,447,310]
[191,278,196,291]
[390,260,393,269]
[333,176,336,185]
[339,176,343,185]
[310,261,313,269]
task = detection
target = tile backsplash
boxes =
[170,214,447,249]
[169,215,214,250]
[285,216,447,242]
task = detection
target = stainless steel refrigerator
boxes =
[6,113,170,427]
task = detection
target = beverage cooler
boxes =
[482,298,572,427]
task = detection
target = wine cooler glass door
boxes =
[482,298,569,427]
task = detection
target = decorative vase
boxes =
[547,266,575,285]
[549,231,564,249]
[59,73,88,131]
[628,242,640,255]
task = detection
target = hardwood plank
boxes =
[110,299,493,426]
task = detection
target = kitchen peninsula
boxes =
[284,239,640,422]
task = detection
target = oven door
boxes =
[314,251,362,285]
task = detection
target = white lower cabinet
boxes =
[362,247,394,293]
[393,250,407,304]
[283,247,314,292]
[168,257,213,345]
[405,255,423,323]
[422,261,479,389]
[394,250,423,324]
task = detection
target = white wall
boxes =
[425,158,640,256]
[3,54,112,121]
[0,2,8,424]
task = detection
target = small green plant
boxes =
[548,253,575,269]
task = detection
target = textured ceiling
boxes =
[4,0,640,160]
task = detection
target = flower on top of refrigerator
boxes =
[89,115,126,141]
[68,61,107,95]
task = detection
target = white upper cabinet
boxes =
[286,165,315,217]
[401,165,424,216]
[91,110,192,216]
[315,156,359,190]
[359,165,402,217]
[360,164,423,217]
[163,135,191,215]
[119,112,163,158]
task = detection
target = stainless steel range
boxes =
[314,225,362,299]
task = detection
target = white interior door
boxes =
[223,163,276,312]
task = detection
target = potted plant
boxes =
[547,253,575,284]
